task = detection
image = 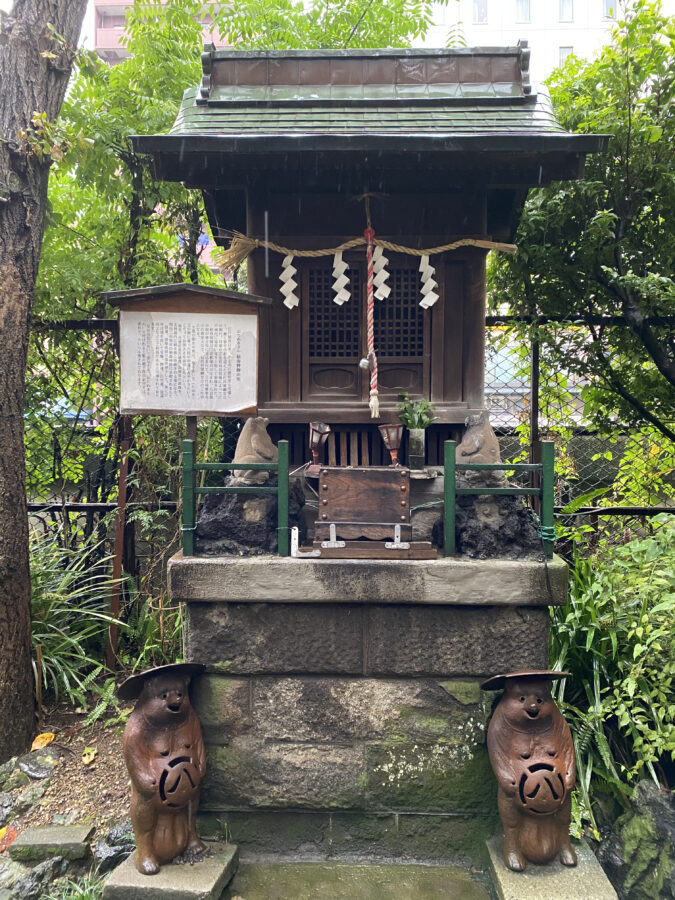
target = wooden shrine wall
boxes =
[245,187,488,426]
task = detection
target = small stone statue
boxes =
[457,411,504,485]
[482,670,577,871]
[118,663,207,875]
[232,416,278,484]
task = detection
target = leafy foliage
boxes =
[397,393,438,429]
[30,531,119,706]
[489,2,675,442]
[551,517,675,829]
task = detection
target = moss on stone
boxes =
[441,681,482,706]
[365,742,495,813]
[622,811,671,900]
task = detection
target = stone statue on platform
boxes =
[118,663,206,875]
[232,416,278,484]
[483,670,577,872]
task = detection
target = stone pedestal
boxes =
[169,555,567,863]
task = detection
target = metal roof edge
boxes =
[130,132,611,155]
[101,283,272,305]
[204,46,526,60]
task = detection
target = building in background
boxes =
[427,0,621,83]
[93,0,225,62]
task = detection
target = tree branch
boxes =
[586,320,675,442]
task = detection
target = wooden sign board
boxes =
[103,284,271,417]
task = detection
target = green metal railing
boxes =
[181,439,289,557]
[443,439,555,558]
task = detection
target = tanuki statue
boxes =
[118,663,207,875]
[482,670,577,872]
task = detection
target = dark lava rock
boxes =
[413,474,543,559]
[195,475,305,556]
[597,780,675,899]
[11,857,67,900]
[454,488,543,560]
[17,746,66,779]
[0,792,14,827]
[93,819,136,874]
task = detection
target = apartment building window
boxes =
[603,0,616,18]
[473,0,488,24]
[559,0,573,21]
[559,46,573,65]
[516,0,530,23]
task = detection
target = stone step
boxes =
[9,824,94,861]
[223,862,491,899]
[487,836,618,900]
[102,842,238,900]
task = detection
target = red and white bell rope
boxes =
[364,226,379,418]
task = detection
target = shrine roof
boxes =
[131,45,608,161]
[102,283,271,306]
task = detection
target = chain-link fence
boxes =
[485,321,675,547]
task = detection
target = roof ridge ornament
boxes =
[518,40,532,96]
[197,42,215,105]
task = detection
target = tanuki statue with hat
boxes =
[482,670,577,872]
[118,663,207,875]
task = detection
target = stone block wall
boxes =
[170,556,567,863]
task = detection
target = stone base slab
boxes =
[102,842,238,900]
[169,554,568,606]
[487,836,617,900]
[224,861,491,899]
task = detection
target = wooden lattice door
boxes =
[302,261,430,403]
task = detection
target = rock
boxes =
[195,476,305,556]
[0,758,17,789]
[3,770,30,791]
[597,780,675,900]
[0,857,68,900]
[0,792,17,826]
[454,482,543,560]
[94,819,136,874]
[17,746,66,780]
[11,779,50,818]
[409,469,543,558]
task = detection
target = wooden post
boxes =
[186,415,197,443]
[541,440,555,559]
[277,440,290,557]
[182,439,196,557]
[106,430,130,669]
[444,440,456,556]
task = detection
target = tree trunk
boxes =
[0,0,87,761]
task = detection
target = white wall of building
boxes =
[424,0,675,84]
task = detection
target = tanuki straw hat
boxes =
[117,662,205,702]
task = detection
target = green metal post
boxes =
[277,440,290,557]
[182,439,195,557]
[541,440,555,559]
[444,441,456,557]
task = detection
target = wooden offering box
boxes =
[313,466,436,559]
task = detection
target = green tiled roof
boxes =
[171,85,566,139]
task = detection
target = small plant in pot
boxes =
[397,393,437,469]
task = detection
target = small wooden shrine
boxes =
[132,44,606,465]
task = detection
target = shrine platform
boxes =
[169,553,567,864]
